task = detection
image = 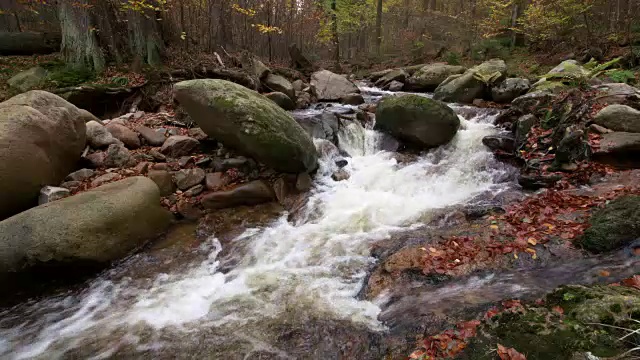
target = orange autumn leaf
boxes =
[497,344,527,360]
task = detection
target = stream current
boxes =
[0,87,544,359]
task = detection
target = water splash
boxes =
[0,99,511,359]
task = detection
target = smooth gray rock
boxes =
[38,186,70,204]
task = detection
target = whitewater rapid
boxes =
[0,96,512,359]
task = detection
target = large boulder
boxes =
[592,131,640,167]
[0,91,87,220]
[291,111,339,144]
[375,94,460,149]
[593,104,640,133]
[263,73,295,101]
[491,78,531,103]
[174,79,318,173]
[7,66,48,93]
[265,92,296,111]
[434,59,507,103]
[579,195,640,253]
[404,64,466,92]
[592,83,640,105]
[310,70,359,101]
[529,60,590,93]
[0,177,172,275]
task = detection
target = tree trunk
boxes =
[58,0,105,72]
[125,3,164,67]
[331,0,340,69]
[376,0,383,55]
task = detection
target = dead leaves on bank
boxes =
[497,344,527,360]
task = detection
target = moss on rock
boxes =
[579,195,640,253]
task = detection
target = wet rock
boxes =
[147,170,175,196]
[174,79,317,173]
[335,159,348,168]
[263,73,295,100]
[511,91,557,114]
[482,135,515,153]
[85,151,106,168]
[332,169,350,181]
[292,111,339,143]
[174,168,205,190]
[580,195,640,253]
[8,66,47,92]
[310,70,359,101]
[491,78,531,103]
[86,120,119,149]
[65,168,95,182]
[518,174,562,190]
[434,59,507,103]
[265,91,296,111]
[593,104,640,133]
[104,143,132,168]
[375,69,408,88]
[201,180,275,210]
[404,64,466,92]
[295,172,313,192]
[38,186,70,204]
[205,172,227,191]
[296,91,312,109]
[375,94,460,149]
[184,184,204,197]
[340,93,365,105]
[378,133,400,152]
[91,172,121,187]
[176,199,203,220]
[187,127,208,141]
[106,123,140,149]
[292,79,305,92]
[0,91,87,220]
[160,135,199,157]
[515,114,537,147]
[272,177,288,204]
[0,177,172,275]
[136,126,166,146]
[385,80,404,92]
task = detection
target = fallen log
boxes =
[0,32,61,55]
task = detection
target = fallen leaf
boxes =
[497,344,527,360]
[527,238,537,246]
[598,270,610,277]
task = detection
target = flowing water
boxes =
[0,88,535,359]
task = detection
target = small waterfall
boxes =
[0,96,514,359]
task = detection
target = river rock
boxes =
[375,94,460,149]
[187,127,209,141]
[310,70,359,101]
[174,168,205,190]
[263,74,295,100]
[8,66,47,93]
[340,93,365,105]
[592,132,640,167]
[136,126,166,146]
[201,180,275,210]
[482,135,516,153]
[174,79,317,173]
[331,169,350,181]
[65,168,94,182]
[0,90,87,220]
[0,177,172,275]
[580,195,640,253]
[404,64,466,92]
[104,143,132,168]
[265,92,296,111]
[147,170,175,196]
[529,60,590,93]
[592,83,640,105]
[518,174,562,190]
[184,184,204,197]
[491,78,531,103]
[511,91,557,114]
[434,59,507,103]
[38,186,70,204]
[292,111,339,144]
[515,114,537,147]
[374,69,408,88]
[593,104,640,133]
[85,151,106,168]
[106,123,140,149]
[86,121,119,148]
[385,81,404,92]
[91,172,121,187]
[160,135,199,157]
[205,172,227,191]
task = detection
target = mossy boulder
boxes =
[461,284,640,360]
[174,79,317,173]
[7,66,48,93]
[434,59,506,103]
[404,64,467,92]
[579,195,640,253]
[528,60,590,94]
[0,177,172,277]
[375,94,460,149]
